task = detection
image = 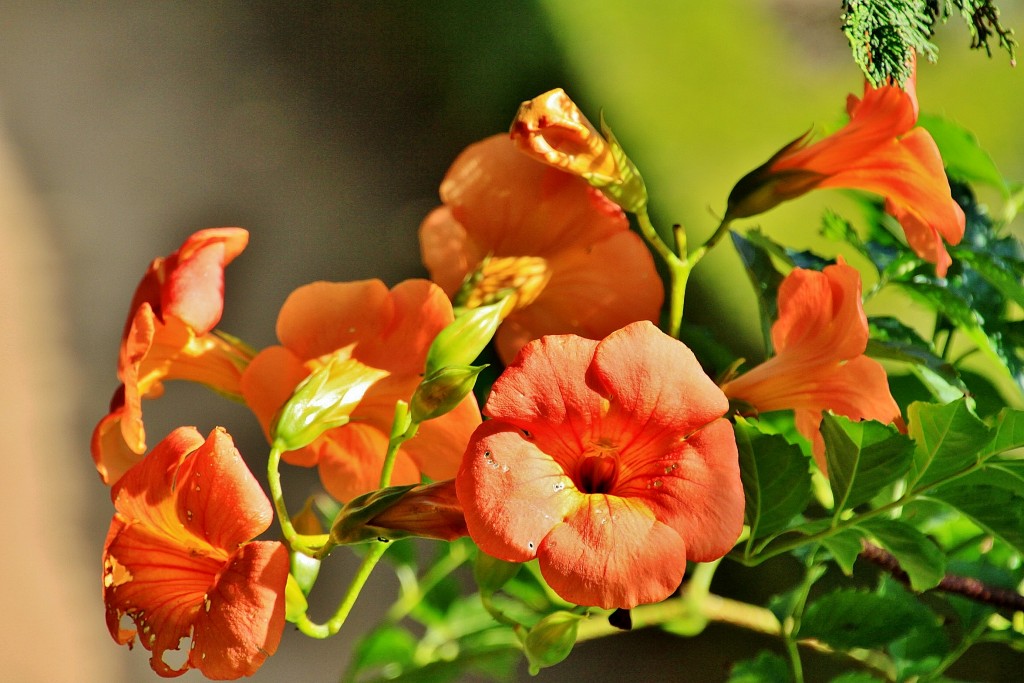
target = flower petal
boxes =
[190,541,289,679]
[457,420,578,562]
[538,495,687,609]
[316,423,421,502]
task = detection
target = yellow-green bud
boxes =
[425,300,508,375]
[289,550,321,598]
[410,364,486,424]
[473,550,521,596]
[284,573,309,624]
[524,611,582,675]
[272,354,388,451]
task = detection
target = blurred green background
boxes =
[0,2,1021,680]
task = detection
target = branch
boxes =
[859,541,1024,612]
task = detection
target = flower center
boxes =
[576,440,620,494]
[455,255,551,312]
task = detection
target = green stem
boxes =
[688,217,733,265]
[268,442,299,546]
[636,206,687,338]
[293,541,390,638]
[743,456,996,566]
[380,401,414,488]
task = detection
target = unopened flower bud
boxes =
[473,550,521,596]
[724,132,826,221]
[410,364,486,423]
[272,354,388,451]
[330,479,467,545]
[510,88,647,213]
[523,611,582,675]
[425,299,509,375]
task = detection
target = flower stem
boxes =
[293,541,391,638]
[380,400,416,488]
[635,205,687,338]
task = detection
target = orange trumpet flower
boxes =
[241,279,481,502]
[92,228,253,485]
[419,134,662,365]
[720,259,900,469]
[102,427,288,679]
[726,59,964,277]
[457,321,743,609]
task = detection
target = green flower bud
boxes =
[289,550,321,598]
[425,300,508,375]
[410,364,486,423]
[284,573,309,624]
[473,550,521,596]
[272,354,388,451]
[524,611,582,675]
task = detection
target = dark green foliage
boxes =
[840,1,1016,87]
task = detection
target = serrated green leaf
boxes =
[867,317,966,399]
[741,227,832,271]
[799,589,934,649]
[918,113,1009,195]
[822,414,915,512]
[955,249,1024,309]
[734,418,813,539]
[727,651,791,683]
[877,577,949,678]
[928,483,1024,555]
[820,528,865,576]
[907,399,990,489]
[859,518,946,591]
[731,230,786,353]
[979,408,1024,458]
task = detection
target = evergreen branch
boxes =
[841,0,1017,87]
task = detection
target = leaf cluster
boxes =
[841,0,1017,87]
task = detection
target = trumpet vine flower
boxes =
[241,279,481,502]
[102,427,288,679]
[457,321,743,609]
[419,134,662,365]
[720,259,900,469]
[92,228,253,485]
[725,58,964,276]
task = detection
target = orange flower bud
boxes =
[330,479,467,544]
[510,88,647,212]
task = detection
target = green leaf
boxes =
[820,528,865,576]
[799,589,935,649]
[859,518,946,591]
[918,113,1009,195]
[928,483,1024,555]
[906,399,990,489]
[345,624,418,683]
[731,230,786,354]
[979,407,1024,458]
[727,651,791,683]
[877,577,949,678]
[821,414,915,512]
[734,418,813,539]
[954,249,1024,310]
[867,317,966,399]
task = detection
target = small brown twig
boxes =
[859,541,1024,612]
